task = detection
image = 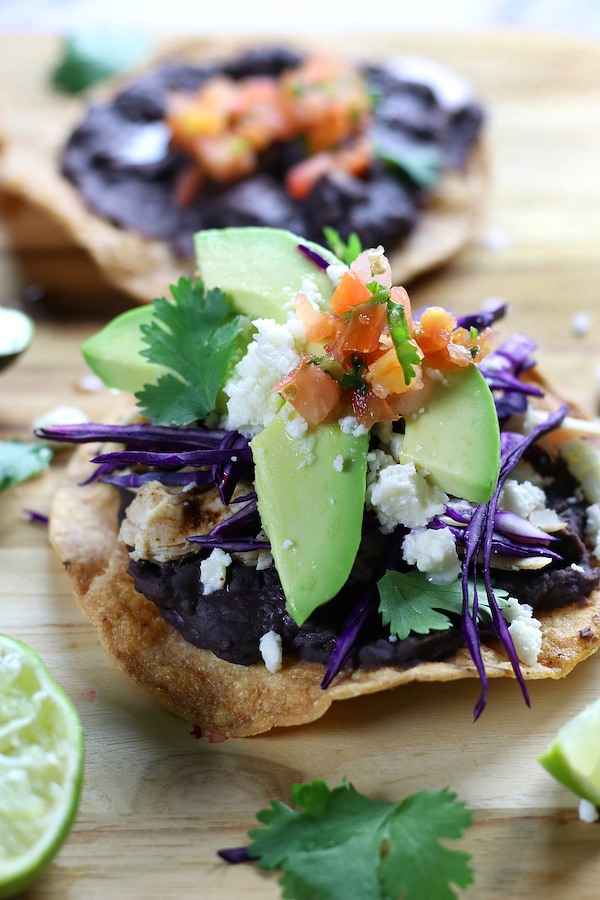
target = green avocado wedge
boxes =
[251,414,369,626]
[81,305,169,393]
[195,227,339,324]
[399,365,500,504]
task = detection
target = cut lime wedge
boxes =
[539,697,600,806]
[0,634,84,899]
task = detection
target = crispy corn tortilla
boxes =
[50,388,600,737]
[0,41,488,306]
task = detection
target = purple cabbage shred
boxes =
[217,847,256,864]
[297,243,331,271]
[24,509,49,525]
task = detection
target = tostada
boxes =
[40,228,600,736]
[0,44,487,305]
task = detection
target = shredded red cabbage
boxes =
[462,403,568,719]
[213,431,250,505]
[24,509,49,525]
[209,498,259,537]
[35,422,229,449]
[217,847,256,864]
[479,334,544,421]
[91,447,253,467]
[297,243,331,271]
[456,302,507,331]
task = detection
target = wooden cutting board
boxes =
[2,31,600,900]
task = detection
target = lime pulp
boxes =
[538,697,600,807]
[0,634,84,899]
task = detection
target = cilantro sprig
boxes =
[0,441,53,494]
[135,278,241,426]
[378,570,509,641]
[323,227,363,266]
[387,298,421,386]
[242,779,473,900]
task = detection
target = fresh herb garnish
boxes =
[340,354,369,394]
[378,570,509,641]
[373,140,442,189]
[469,326,478,340]
[366,281,391,304]
[0,441,53,493]
[51,33,151,94]
[135,278,241,426]
[323,227,363,266]
[387,299,421,385]
[230,779,473,900]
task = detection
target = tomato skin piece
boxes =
[331,301,388,360]
[389,285,414,336]
[350,389,398,428]
[368,347,409,397]
[415,307,457,355]
[274,358,342,425]
[329,270,373,316]
[295,295,338,343]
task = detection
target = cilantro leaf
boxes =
[387,299,421,385]
[248,780,473,900]
[378,569,509,641]
[323,227,363,266]
[373,140,442,189]
[51,33,151,94]
[0,441,53,493]
[366,281,391,304]
[135,278,241,426]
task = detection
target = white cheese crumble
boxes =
[282,539,294,550]
[402,527,461,584]
[339,415,369,437]
[333,454,344,472]
[498,479,546,519]
[571,312,592,337]
[579,799,599,823]
[502,597,542,666]
[367,460,448,532]
[326,263,348,286]
[285,415,308,439]
[259,631,283,674]
[222,316,303,433]
[200,548,232,595]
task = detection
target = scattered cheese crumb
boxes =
[571,312,592,337]
[31,405,89,449]
[200,548,232,595]
[339,415,369,437]
[285,415,308,439]
[585,503,600,557]
[579,799,599,823]
[571,563,585,574]
[367,460,447,532]
[402,527,461,584]
[259,631,283,674]
[502,597,542,665]
[76,374,104,392]
[333,454,344,472]
[282,539,294,550]
[484,230,510,251]
[498,479,546,519]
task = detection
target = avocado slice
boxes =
[81,305,169,393]
[399,365,500,504]
[251,414,369,626]
[195,227,339,324]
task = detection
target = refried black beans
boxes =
[125,445,600,672]
[62,47,484,259]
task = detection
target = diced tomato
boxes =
[285,153,333,200]
[415,307,457,356]
[335,135,372,177]
[295,294,338,343]
[388,375,433,418]
[172,164,203,207]
[331,301,388,359]
[274,359,341,425]
[367,348,409,398]
[329,270,373,316]
[193,134,256,182]
[389,285,414,336]
[350,389,398,428]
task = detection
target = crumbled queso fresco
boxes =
[200,548,232,595]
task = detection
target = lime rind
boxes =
[0,635,83,899]
[538,697,600,807]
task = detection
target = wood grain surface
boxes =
[2,31,600,900]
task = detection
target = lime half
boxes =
[0,634,84,899]
[539,697,600,806]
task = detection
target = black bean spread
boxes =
[125,445,600,671]
[62,47,484,258]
